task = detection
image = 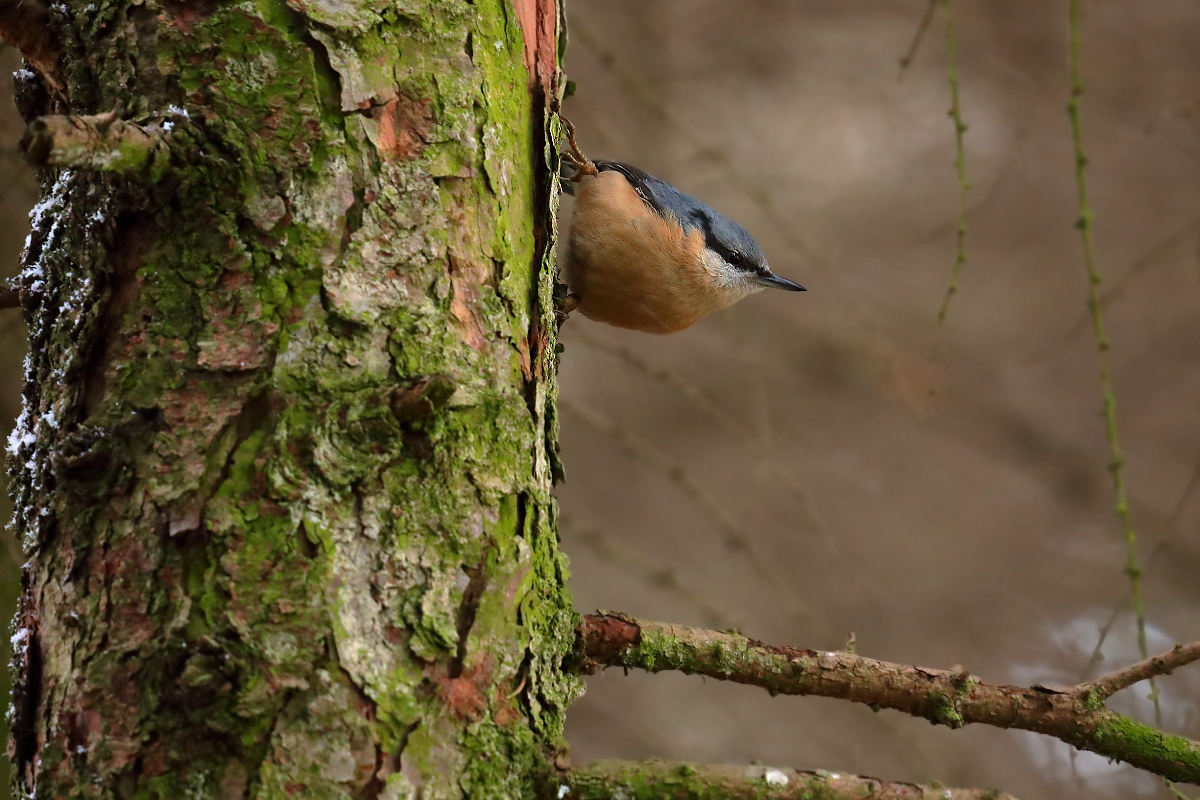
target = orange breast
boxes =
[565,171,735,334]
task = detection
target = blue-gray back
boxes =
[594,160,768,273]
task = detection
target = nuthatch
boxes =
[557,115,804,335]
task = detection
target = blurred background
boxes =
[3,2,1200,799]
[554,2,1199,799]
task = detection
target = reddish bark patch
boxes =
[577,613,643,664]
[448,255,491,351]
[492,681,524,728]
[372,94,434,161]
[512,0,557,94]
[141,745,169,776]
[515,334,532,381]
[435,656,493,722]
[197,304,276,371]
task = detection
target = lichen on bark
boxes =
[7,0,575,798]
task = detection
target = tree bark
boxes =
[7,1,575,798]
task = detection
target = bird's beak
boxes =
[758,273,806,292]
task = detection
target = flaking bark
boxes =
[7,1,574,798]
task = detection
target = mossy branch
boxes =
[574,613,1200,784]
[1,279,18,310]
[20,113,172,180]
[563,759,1021,800]
[1066,0,1158,720]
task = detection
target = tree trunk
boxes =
[7,1,576,797]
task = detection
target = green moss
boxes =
[569,762,849,800]
[15,0,575,795]
[1093,712,1200,778]
[926,691,965,729]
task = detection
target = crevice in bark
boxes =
[351,480,367,540]
[10,584,42,791]
[376,719,420,799]
[277,6,342,115]
[212,390,272,483]
[451,546,491,679]
[172,388,272,539]
[357,743,386,800]
[515,491,529,539]
[297,520,319,560]
[80,212,151,421]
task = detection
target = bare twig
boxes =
[569,330,840,555]
[0,0,67,99]
[0,283,19,310]
[21,113,172,179]
[1083,641,1200,701]
[897,0,938,81]
[575,613,1200,784]
[563,759,1021,800]
[1066,0,1158,723]
[570,329,741,437]
[561,400,826,634]
[1164,779,1198,800]
[1079,444,1200,682]
[936,0,969,325]
[567,522,736,631]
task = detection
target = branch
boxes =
[0,282,19,310]
[1084,641,1200,701]
[575,613,1200,784]
[563,759,1020,800]
[20,113,171,179]
[0,0,67,99]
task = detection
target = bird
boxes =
[556,114,805,335]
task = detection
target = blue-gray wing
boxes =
[594,160,701,229]
[594,160,767,270]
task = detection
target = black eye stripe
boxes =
[688,210,752,271]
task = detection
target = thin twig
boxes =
[565,520,735,631]
[897,0,938,82]
[1079,444,1200,682]
[569,330,840,556]
[564,759,1022,800]
[1083,641,1200,700]
[575,613,1200,784]
[936,0,969,325]
[1066,0,1158,722]
[570,329,742,437]
[561,399,826,634]
[1164,780,1198,800]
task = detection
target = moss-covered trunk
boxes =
[7,0,577,797]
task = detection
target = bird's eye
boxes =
[728,251,743,266]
